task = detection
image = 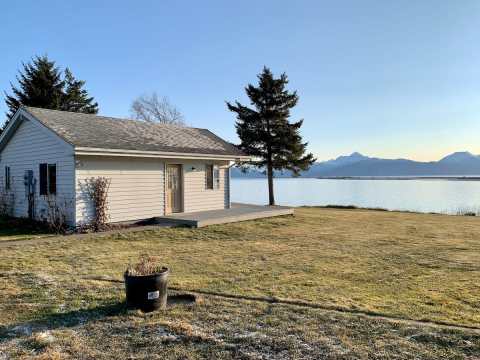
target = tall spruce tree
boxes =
[62,68,98,114]
[227,67,315,205]
[4,56,98,121]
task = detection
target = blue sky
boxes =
[1,0,479,161]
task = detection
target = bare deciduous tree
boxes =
[130,92,185,125]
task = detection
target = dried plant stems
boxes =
[126,255,167,276]
[45,196,70,234]
[0,187,14,217]
[84,177,111,231]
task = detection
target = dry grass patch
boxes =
[0,208,479,358]
[1,295,479,359]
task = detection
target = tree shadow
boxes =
[0,301,126,341]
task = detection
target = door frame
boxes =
[165,163,184,214]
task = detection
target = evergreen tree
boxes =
[62,68,98,114]
[5,56,64,119]
[227,67,315,205]
[4,56,98,121]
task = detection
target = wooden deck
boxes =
[153,203,294,228]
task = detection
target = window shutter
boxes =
[48,164,56,195]
[39,164,48,195]
[5,167,10,190]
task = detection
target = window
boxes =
[39,163,56,195]
[213,165,220,189]
[4,166,10,190]
[205,164,220,190]
[206,164,213,190]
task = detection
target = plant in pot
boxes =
[124,255,169,312]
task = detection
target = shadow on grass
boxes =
[0,301,126,341]
[0,216,54,238]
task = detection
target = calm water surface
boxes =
[231,178,480,214]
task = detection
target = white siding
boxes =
[76,158,231,224]
[174,160,230,213]
[0,117,75,225]
[0,112,235,226]
[75,156,165,224]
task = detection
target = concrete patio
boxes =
[153,203,294,228]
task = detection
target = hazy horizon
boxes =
[319,150,478,163]
[2,1,479,162]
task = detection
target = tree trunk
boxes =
[267,160,275,206]
[266,117,275,206]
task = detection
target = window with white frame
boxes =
[213,165,220,189]
[205,164,220,190]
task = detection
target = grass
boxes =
[0,208,479,358]
[0,216,53,242]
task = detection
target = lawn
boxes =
[0,208,479,359]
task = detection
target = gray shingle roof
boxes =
[24,107,244,157]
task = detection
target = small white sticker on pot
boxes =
[147,291,160,300]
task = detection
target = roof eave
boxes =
[0,108,27,153]
[74,146,251,161]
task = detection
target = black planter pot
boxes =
[124,268,169,312]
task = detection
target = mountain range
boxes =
[231,151,480,178]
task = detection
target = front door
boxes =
[166,164,183,214]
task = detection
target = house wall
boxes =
[75,156,231,225]
[176,160,230,213]
[0,117,76,225]
[75,156,165,224]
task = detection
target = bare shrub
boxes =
[455,207,479,216]
[0,187,14,217]
[44,196,71,234]
[82,177,111,231]
[126,255,167,276]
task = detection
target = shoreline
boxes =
[232,176,480,181]
[306,204,478,217]
[316,176,480,181]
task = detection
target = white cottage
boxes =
[0,107,248,227]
